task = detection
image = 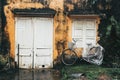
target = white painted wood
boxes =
[33,18,53,68]
[15,17,53,69]
[85,20,96,45]
[72,19,96,56]
[72,20,84,48]
[15,17,33,69]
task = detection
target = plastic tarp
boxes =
[82,44,104,65]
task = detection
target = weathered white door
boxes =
[15,17,53,69]
[15,17,33,69]
[34,18,53,68]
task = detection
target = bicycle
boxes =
[61,39,104,65]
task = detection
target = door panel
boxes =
[33,18,53,68]
[72,20,84,47]
[15,18,33,69]
[85,20,96,45]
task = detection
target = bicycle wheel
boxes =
[61,49,78,65]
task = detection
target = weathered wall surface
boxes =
[4,0,100,63]
[0,0,2,45]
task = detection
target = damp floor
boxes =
[0,69,61,80]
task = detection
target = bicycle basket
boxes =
[68,42,74,49]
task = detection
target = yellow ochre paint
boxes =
[4,0,100,62]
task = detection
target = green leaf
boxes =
[110,16,117,25]
[106,25,112,36]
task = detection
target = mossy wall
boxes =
[3,0,100,63]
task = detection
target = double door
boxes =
[15,17,53,69]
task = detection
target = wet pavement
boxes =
[0,69,61,80]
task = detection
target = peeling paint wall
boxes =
[54,10,70,62]
[4,0,100,63]
[0,0,2,44]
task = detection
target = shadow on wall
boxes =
[1,32,10,55]
[0,0,10,56]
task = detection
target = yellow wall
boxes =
[4,0,100,63]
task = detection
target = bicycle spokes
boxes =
[62,49,78,65]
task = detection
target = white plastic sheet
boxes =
[83,44,104,65]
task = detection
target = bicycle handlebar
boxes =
[72,38,76,42]
[72,38,79,43]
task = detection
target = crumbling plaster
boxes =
[4,0,100,62]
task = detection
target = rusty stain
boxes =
[4,0,100,63]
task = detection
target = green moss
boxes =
[0,55,7,66]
